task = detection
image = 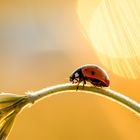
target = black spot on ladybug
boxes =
[85,69,88,71]
[91,71,95,75]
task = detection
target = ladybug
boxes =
[69,64,110,89]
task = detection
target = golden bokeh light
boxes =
[78,0,140,79]
[0,1,140,140]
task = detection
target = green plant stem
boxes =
[27,83,140,116]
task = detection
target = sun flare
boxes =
[78,0,140,79]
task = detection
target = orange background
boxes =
[0,0,140,140]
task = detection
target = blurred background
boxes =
[0,0,140,140]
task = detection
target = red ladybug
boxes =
[69,64,110,89]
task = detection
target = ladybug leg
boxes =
[76,77,82,90]
[72,78,78,84]
[91,81,97,88]
[82,78,86,89]
[75,78,78,83]
[76,81,80,90]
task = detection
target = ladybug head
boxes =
[69,72,80,83]
[69,74,75,82]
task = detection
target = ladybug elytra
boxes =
[69,64,110,89]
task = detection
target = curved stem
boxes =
[27,83,140,116]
